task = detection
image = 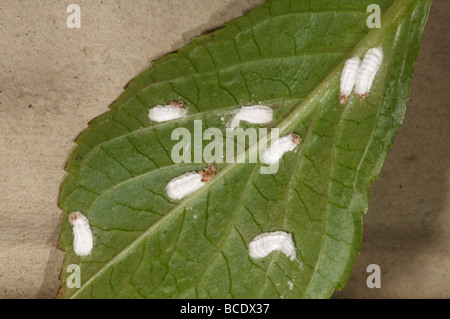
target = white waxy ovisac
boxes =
[354,47,383,99]
[339,57,361,104]
[248,231,297,260]
[166,172,205,200]
[166,165,216,200]
[148,101,187,122]
[261,133,302,165]
[228,105,273,128]
[69,211,94,257]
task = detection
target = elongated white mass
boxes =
[354,47,383,99]
[148,104,187,122]
[339,57,361,104]
[228,105,273,128]
[69,211,94,257]
[166,172,205,200]
[261,133,301,165]
[248,231,297,260]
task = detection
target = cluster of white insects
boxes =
[339,47,384,104]
[71,100,303,257]
[70,33,385,267]
[72,44,384,259]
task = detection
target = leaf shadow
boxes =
[35,213,64,299]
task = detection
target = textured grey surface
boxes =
[0,0,448,298]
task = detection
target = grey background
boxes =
[0,0,448,298]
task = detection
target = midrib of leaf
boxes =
[69,0,417,298]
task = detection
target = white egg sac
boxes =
[248,231,297,260]
[148,100,187,122]
[354,47,384,99]
[339,57,361,104]
[166,172,204,200]
[69,211,94,257]
[166,165,216,200]
[261,133,301,165]
[228,105,273,128]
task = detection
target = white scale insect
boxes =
[228,105,273,128]
[148,100,187,122]
[261,133,302,165]
[248,231,297,261]
[354,47,384,100]
[338,47,384,103]
[339,57,361,104]
[69,211,94,257]
[166,164,216,200]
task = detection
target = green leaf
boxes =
[57,0,431,298]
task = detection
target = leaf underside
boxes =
[57,0,431,299]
